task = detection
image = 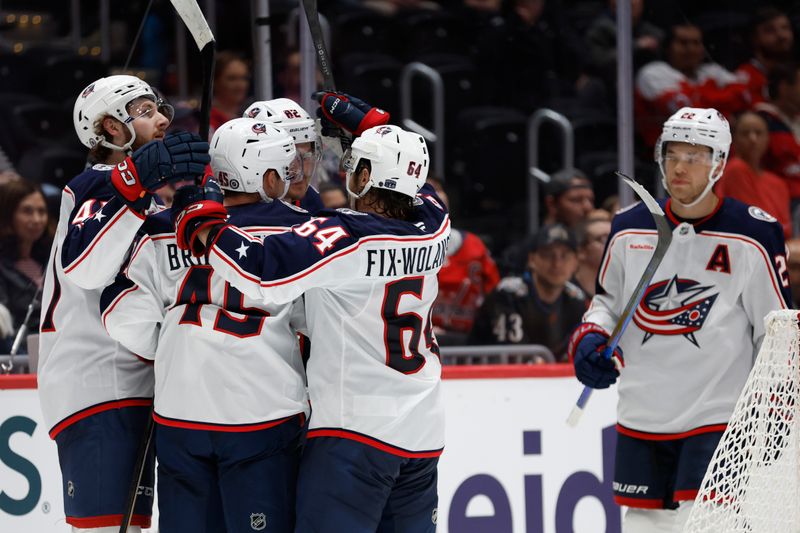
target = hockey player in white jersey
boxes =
[173,123,449,533]
[37,74,209,532]
[243,98,325,212]
[101,118,311,532]
[568,107,791,532]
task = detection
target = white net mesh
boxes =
[684,310,800,533]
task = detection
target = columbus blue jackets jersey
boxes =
[101,201,313,430]
[38,165,154,437]
[207,185,450,457]
[584,197,790,437]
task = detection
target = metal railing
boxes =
[527,108,574,234]
[400,62,445,180]
[439,344,555,365]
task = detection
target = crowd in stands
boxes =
[5,1,800,363]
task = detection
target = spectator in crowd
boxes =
[210,51,251,136]
[319,181,348,209]
[543,168,595,228]
[787,238,800,307]
[586,0,663,87]
[717,111,791,237]
[429,178,500,344]
[499,168,595,275]
[470,224,586,361]
[756,63,800,203]
[572,217,612,297]
[0,180,52,348]
[736,6,794,106]
[635,22,750,147]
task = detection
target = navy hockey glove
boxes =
[314,91,390,136]
[109,131,210,213]
[133,131,210,187]
[568,323,623,389]
[172,177,227,256]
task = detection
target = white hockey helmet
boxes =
[73,74,174,152]
[655,107,731,207]
[243,99,318,144]
[209,117,302,202]
[244,98,321,181]
[342,125,429,199]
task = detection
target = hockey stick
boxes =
[299,0,350,152]
[169,0,216,140]
[118,411,154,533]
[566,172,673,427]
[118,5,214,532]
[300,0,335,90]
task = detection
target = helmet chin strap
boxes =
[661,162,722,209]
[99,123,137,153]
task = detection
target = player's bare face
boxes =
[285,142,317,200]
[664,142,713,204]
[13,191,48,245]
[529,244,578,289]
[128,97,170,149]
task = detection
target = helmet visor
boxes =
[286,153,305,185]
[297,140,321,181]
[127,94,175,125]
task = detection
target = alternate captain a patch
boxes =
[705,244,731,274]
[632,276,718,347]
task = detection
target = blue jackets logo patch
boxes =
[633,275,718,347]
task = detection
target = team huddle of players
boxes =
[36,72,790,533]
[38,75,447,533]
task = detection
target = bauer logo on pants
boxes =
[250,513,266,530]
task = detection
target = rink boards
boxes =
[0,367,620,533]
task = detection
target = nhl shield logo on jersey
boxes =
[633,275,718,346]
[250,512,266,530]
[748,205,777,223]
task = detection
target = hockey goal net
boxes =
[684,310,800,533]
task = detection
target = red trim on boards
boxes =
[442,364,574,379]
[0,375,37,389]
[1,364,579,391]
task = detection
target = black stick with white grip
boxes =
[118,3,215,532]
[169,0,216,141]
[566,172,673,427]
[300,0,351,152]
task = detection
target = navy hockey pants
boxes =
[155,414,305,533]
[295,436,439,533]
[54,404,155,529]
